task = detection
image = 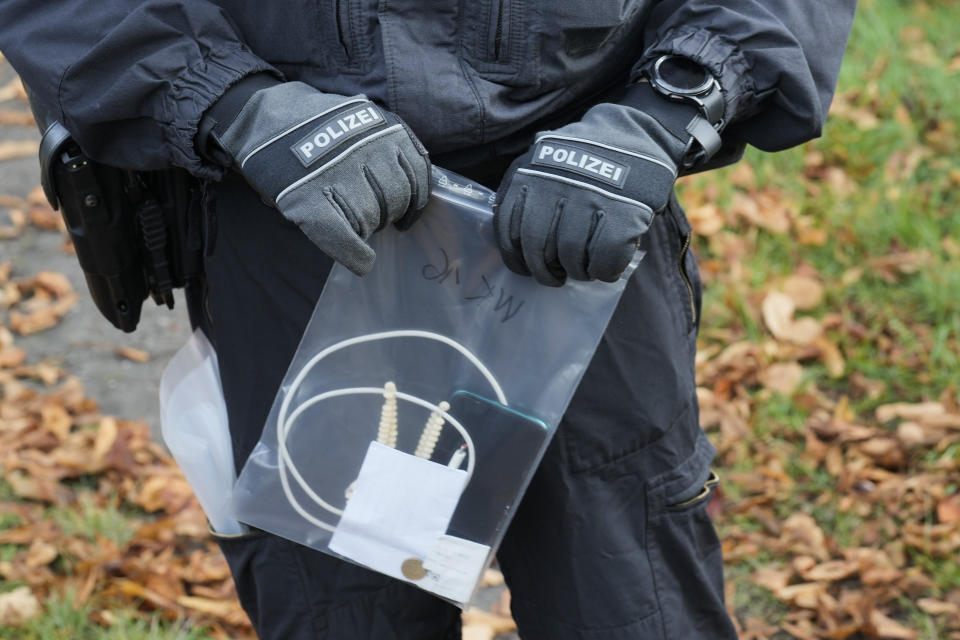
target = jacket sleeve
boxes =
[0,0,280,178]
[636,0,857,151]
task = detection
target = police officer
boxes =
[1,1,855,638]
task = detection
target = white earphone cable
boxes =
[275,330,505,532]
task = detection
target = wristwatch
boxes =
[646,54,725,168]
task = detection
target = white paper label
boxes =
[423,535,492,603]
[329,442,468,585]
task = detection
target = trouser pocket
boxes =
[645,435,737,639]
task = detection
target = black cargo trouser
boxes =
[187,172,737,640]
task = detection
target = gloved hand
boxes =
[202,79,430,276]
[494,83,704,287]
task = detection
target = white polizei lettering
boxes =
[326,123,345,140]
[531,141,629,186]
[357,110,372,124]
[299,142,315,159]
[313,131,331,148]
[344,113,359,128]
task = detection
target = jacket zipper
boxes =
[335,0,352,59]
[492,0,505,61]
[678,231,697,324]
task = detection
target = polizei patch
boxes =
[531,142,629,189]
[292,104,384,166]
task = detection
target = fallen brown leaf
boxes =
[0,586,40,626]
[0,346,26,368]
[779,513,829,561]
[759,362,805,395]
[0,77,26,103]
[751,565,793,593]
[0,140,38,162]
[0,208,26,239]
[8,291,78,335]
[462,626,496,640]
[917,598,959,616]
[116,346,152,363]
[480,568,505,588]
[137,474,194,514]
[687,203,725,236]
[24,539,59,568]
[33,271,73,297]
[762,292,823,345]
[462,608,517,635]
[0,110,35,127]
[937,494,960,524]
[782,275,824,310]
[730,190,794,234]
[799,560,859,583]
[177,595,249,627]
[41,403,73,440]
[730,162,756,190]
[869,610,918,639]
[812,336,845,378]
[92,417,119,464]
[776,582,827,609]
[762,292,797,340]
[876,402,944,423]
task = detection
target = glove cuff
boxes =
[197,72,283,166]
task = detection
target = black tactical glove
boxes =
[494,79,721,287]
[201,78,430,276]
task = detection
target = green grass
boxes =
[0,511,22,530]
[0,592,211,640]
[46,493,136,547]
[0,478,18,502]
[690,1,960,632]
[724,559,791,631]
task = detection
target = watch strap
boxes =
[620,82,721,168]
[698,84,725,127]
[686,116,723,166]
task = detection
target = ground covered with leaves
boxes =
[678,1,960,637]
[2,0,960,638]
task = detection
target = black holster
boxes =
[38,121,203,333]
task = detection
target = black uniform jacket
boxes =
[1,0,855,178]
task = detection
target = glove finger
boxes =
[361,162,407,233]
[555,198,599,282]
[585,203,649,282]
[493,185,533,277]
[519,195,566,287]
[392,147,431,231]
[282,185,376,276]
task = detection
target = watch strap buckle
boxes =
[684,116,722,168]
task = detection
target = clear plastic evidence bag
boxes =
[230,167,640,606]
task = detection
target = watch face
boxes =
[654,55,713,95]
